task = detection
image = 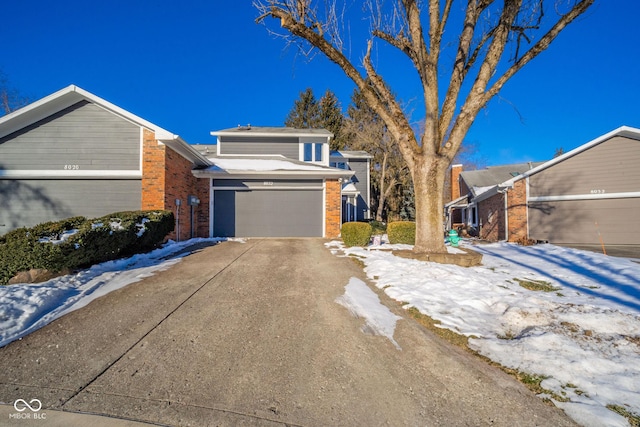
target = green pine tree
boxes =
[284,88,320,128]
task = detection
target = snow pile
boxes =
[336,277,402,350]
[327,240,640,427]
[0,238,224,348]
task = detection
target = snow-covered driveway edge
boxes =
[0,238,226,348]
[325,239,640,427]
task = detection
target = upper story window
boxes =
[303,142,323,162]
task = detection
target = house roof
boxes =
[192,155,354,180]
[504,125,640,186]
[330,150,373,159]
[460,162,544,191]
[0,85,209,167]
[472,126,640,203]
[211,126,333,138]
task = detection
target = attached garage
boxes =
[213,181,324,237]
[528,197,640,245]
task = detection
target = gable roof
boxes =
[211,126,333,138]
[461,162,545,197]
[461,162,543,188]
[505,126,640,186]
[0,85,209,166]
[473,126,640,203]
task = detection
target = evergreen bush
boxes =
[388,221,416,245]
[341,222,373,247]
[0,210,175,286]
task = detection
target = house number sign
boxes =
[263,181,273,186]
[63,164,80,170]
[590,189,605,194]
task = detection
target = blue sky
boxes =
[1,1,638,166]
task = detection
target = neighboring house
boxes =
[192,126,354,238]
[446,161,544,233]
[329,150,372,223]
[446,126,640,247]
[0,85,210,241]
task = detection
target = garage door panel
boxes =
[214,189,323,237]
[529,198,640,245]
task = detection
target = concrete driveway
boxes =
[0,239,575,426]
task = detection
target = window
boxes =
[304,143,313,162]
[315,143,323,162]
[303,142,324,162]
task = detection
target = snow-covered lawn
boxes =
[328,239,640,427]
[0,238,225,348]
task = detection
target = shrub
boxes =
[368,220,387,235]
[0,210,175,286]
[388,221,416,245]
[341,222,373,247]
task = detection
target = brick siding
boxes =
[478,192,505,241]
[141,129,210,241]
[506,179,528,242]
[325,179,342,238]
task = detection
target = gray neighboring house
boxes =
[446,126,640,247]
[192,126,355,238]
[329,150,372,222]
[0,85,210,240]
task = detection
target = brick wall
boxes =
[141,129,166,210]
[478,192,505,241]
[141,129,210,241]
[506,179,528,242]
[325,179,342,238]
[450,164,463,200]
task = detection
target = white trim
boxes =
[0,170,142,179]
[139,127,144,172]
[209,178,214,238]
[503,126,640,187]
[323,180,327,238]
[528,191,640,202]
[212,186,323,191]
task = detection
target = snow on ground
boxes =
[0,238,225,348]
[327,239,640,427]
[336,277,402,350]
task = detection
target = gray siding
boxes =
[0,179,141,234]
[0,101,141,171]
[348,158,370,220]
[213,179,322,189]
[213,188,323,237]
[219,136,300,159]
[529,136,640,197]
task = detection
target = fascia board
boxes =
[160,137,211,167]
[211,130,333,139]
[192,169,354,180]
[0,84,178,142]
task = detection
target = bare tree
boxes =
[344,86,409,221]
[0,69,29,116]
[254,0,594,253]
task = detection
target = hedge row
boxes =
[0,210,175,286]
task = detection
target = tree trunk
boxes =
[375,153,388,221]
[412,156,447,254]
